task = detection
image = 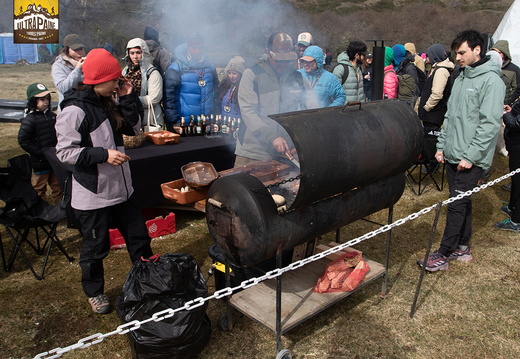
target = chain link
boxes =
[252,174,302,192]
[34,170,520,358]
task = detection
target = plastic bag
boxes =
[116,253,211,359]
[313,251,370,293]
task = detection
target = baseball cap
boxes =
[297,32,313,47]
[26,83,53,100]
[63,34,85,50]
[268,32,298,61]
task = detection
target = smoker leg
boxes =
[218,258,234,331]
[381,205,393,298]
[410,202,443,318]
[335,228,341,243]
[275,245,283,355]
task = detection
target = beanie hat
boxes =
[491,40,511,61]
[26,83,54,100]
[225,56,246,74]
[144,26,159,43]
[82,49,122,85]
[426,44,447,64]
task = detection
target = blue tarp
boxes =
[0,34,39,64]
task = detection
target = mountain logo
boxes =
[13,1,59,44]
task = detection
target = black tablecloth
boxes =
[127,136,235,208]
[43,136,236,209]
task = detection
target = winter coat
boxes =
[236,57,306,161]
[51,53,84,107]
[55,88,141,210]
[437,57,506,170]
[418,58,455,126]
[333,51,364,103]
[299,46,345,108]
[383,65,398,99]
[18,109,57,172]
[502,60,520,103]
[503,101,520,152]
[145,39,173,77]
[163,43,218,125]
[123,38,164,127]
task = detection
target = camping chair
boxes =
[0,154,74,280]
[405,156,445,195]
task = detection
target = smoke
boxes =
[155,0,321,66]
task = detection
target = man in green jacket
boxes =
[418,29,505,272]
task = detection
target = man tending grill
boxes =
[234,32,307,167]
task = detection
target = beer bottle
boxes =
[180,117,187,137]
[203,116,210,136]
[195,116,203,136]
[221,115,229,135]
[189,115,195,136]
[213,115,220,135]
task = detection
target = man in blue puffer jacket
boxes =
[164,33,218,130]
[298,45,345,108]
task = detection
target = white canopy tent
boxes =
[493,0,520,63]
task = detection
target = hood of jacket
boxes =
[60,86,102,111]
[337,51,350,65]
[174,43,212,68]
[404,42,417,55]
[427,44,448,64]
[462,56,501,79]
[384,47,394,67]
[392,44,406,68]
[432,58,455,71]
[126,38,153,68]
[301,45,324,69]
[491,40,511,61]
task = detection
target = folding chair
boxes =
[0,154,74,280]
[406,158,445,195]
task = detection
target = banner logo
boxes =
[13,1,59,43]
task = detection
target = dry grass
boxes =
[0,64,519,359]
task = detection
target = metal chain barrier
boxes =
[33,168,520,359]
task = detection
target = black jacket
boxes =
[17,109,57,172]
[504,101,520,152]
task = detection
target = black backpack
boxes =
[334,63,350,85]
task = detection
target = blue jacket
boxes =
[298,46,345,108]
[164,43,218,125]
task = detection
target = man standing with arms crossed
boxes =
[418,30,505,272]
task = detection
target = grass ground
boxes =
[0,64,519,359]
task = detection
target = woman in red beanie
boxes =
[55,49,153,315]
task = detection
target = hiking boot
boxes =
[502,183,512,191]
[448,247,473,262]
[417,250,448,272]
[493,218,520,233]
[88,294,111,314]
[500,205,512,217]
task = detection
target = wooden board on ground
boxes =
[229,243,385,334]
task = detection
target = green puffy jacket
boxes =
[437,57,505,170]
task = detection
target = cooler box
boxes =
[109,213,176,249]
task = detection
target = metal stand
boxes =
[410,202,443,317]
[381,205,393,298]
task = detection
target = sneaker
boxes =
[502,183,512,191]
[417,250,449,272]
[448,247,473,262]
[88,294,111,314]
[500,205,512,217]
[493,218,520,233]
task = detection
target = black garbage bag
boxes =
[116,253,211,359]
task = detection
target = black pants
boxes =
[439,163,484,257]
[422,122,441,165]
[74,195,153,297]
[508,149,520,223]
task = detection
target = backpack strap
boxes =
[340,63,349,85]
[146,66,159,79]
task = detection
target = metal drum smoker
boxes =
[205,99,422,358]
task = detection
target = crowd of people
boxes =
[16,26,520,314]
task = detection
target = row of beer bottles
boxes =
[179,114,241,137]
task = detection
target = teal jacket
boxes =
[437,56,505,170]
[333,51,365,103]
[298,46,345,108]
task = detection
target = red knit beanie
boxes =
[83,48,122,85]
